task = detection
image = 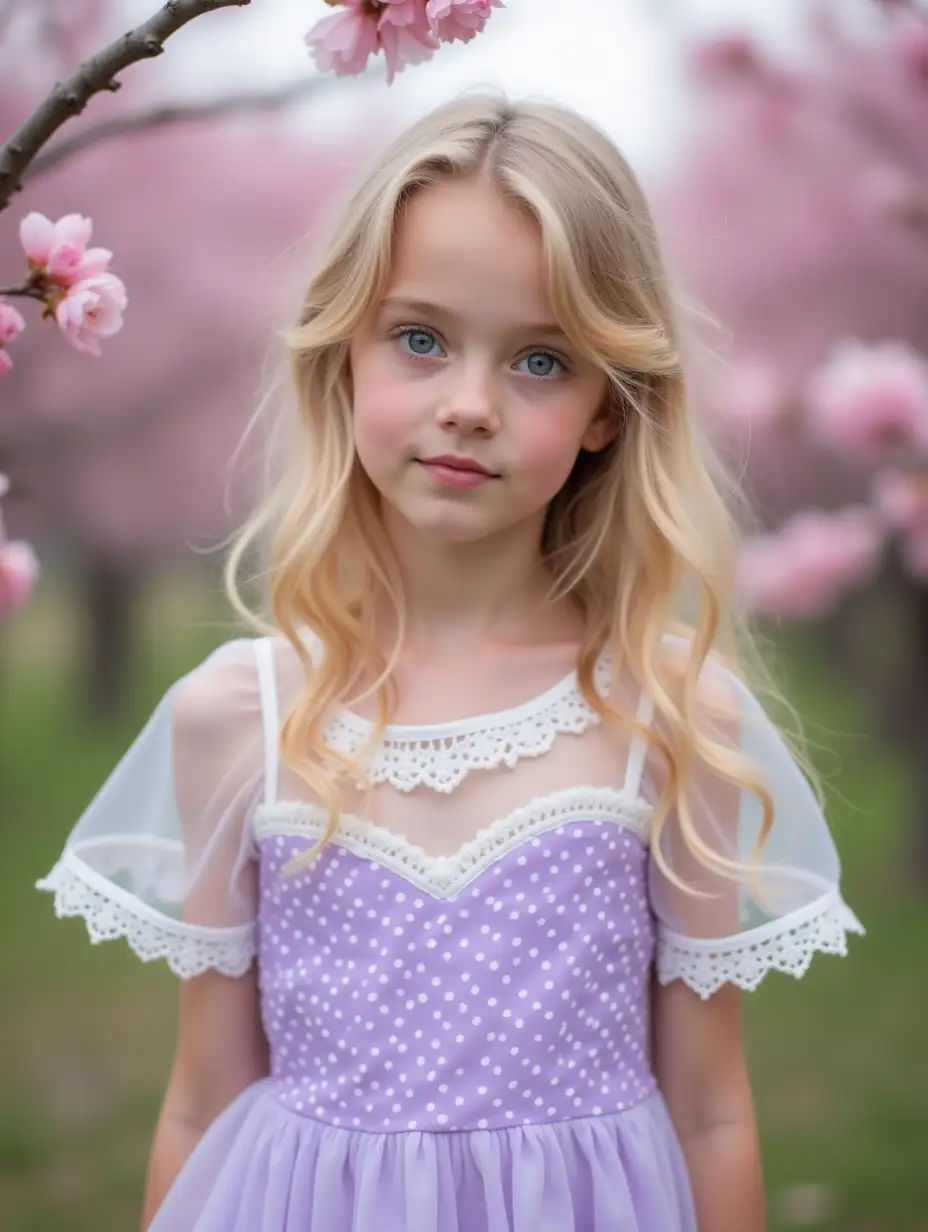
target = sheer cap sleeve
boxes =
[37,638,271,979]
[647,649,864,1000]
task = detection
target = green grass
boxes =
[1,586,926,1230]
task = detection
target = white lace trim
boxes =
[656,891,865,1000]
[36,850,256,980]
[59,835,189,901]
[253,785,651,899]
[322,657,614,794]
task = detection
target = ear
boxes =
[580,406,619,454]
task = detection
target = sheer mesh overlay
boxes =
[647,647,864,998]
[37,633,862,994]
[36,639,266,977]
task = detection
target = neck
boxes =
[378,507,580,654]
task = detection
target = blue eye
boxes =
[517,351,564,379]
[399,328,442,357]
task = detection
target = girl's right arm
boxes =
[33,638,272,1228]
[141,965,269,1230]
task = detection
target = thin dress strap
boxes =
[253,637,280,808]
[623,689,655,798]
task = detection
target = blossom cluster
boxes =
[0,212,127,374]
[305,0,503,85]
[733,340,928,614]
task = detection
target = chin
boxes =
[410,515,495,543]
[381,491,533,545]
[384,499,494,543]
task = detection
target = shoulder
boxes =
[168,638,284,806]
[171,634,308,739]
[652,632,808,802]
[640,633,766,799]
[171,637,263,734]
[656,632,745,719]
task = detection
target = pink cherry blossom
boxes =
[380,0,427,27]
[20,211,90,266]
[714,361,791,432]
[20,212,95,282]
[0,473,39,615]
[0,300,25,373]
[70,246,115,283]
[54,272,128,357]
[0,539,40,615]
[305,0,501,82]
[378,2,437,83]
[0,299,25,346]
[738,507,884,620]
[805,339,928,460]
[304,1,381,78]
[426,0,500,45]
[16,212,124,355]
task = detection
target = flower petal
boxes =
[19,212,55,265]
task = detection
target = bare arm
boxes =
[652,976,765,1232]
[140,965,268,1230]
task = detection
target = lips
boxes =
[419,455,497,477]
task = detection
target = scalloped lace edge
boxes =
[323,657,614,794]
[254,785,651,899]
[37,856,256,979]
[656,893,864,1000]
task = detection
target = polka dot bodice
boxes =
[255,807,658,1133]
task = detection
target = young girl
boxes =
[38,94,863,1232]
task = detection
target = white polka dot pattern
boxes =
[257,820,657,1132]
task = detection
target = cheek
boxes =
[514,409,589,488]
[351,349,420,455]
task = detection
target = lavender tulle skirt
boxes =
[149,1079,696,1231]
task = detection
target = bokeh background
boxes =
[2,1,927,1229]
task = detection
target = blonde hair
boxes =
[225,92,790,887]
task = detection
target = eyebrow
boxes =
[379,297,568,338]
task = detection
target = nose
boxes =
[437,360,500,436]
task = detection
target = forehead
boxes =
[385,178,553,325]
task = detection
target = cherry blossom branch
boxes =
[27,74,329,181]
[0,0,254,214]
[0,285,45,302]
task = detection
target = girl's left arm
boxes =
[652,976,766,1232]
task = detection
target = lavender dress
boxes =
[38,636,863,1231]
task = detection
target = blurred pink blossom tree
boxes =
[658,0,928,875]
[0,2,365,707]
[0,118,361,711]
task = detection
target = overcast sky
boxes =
[149,0,812,175]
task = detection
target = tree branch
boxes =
[27,74,329,181]
[0,285,45,302]
[0,0,253,214]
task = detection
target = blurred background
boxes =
[1,0,926,1228]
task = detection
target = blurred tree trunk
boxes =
[904,575,928,884]
[82,557,137,721]
[803,565,928,887]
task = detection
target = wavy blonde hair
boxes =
[225,92,792,887]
